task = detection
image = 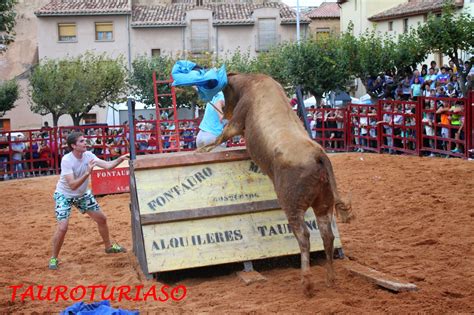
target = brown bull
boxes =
[199,73,353,296]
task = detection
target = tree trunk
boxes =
[71,114,82,126]
[52,114,60,127]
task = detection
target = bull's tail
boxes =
[319,154,354,223]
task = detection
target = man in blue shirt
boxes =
[196,91,226,150]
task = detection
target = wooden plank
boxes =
[140,200,280,225]
[135,159,276,215]
[133,147,249,170]
[236,271,267,285]
[342,260,418,292]
[129,165,152,279]
[141,209,342,273]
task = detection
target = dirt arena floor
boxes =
[0,153,473,313]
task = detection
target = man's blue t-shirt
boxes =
[199,92,225,136]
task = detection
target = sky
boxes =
[281,0,337,8]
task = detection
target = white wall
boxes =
[132,27,185,58]
[37,15,129,60]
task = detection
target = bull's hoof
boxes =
[302,275,315,298]
[326,275,335,287]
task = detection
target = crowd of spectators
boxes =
[305,59,471,156]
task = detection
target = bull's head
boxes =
[222,73,242,120]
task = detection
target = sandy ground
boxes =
[0,153,473,313]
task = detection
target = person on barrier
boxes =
[436,103,450,152]
[450,102,464,154]
[48,132,129,270]
[196,91,226,150]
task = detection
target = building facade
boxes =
[1,0,309,130]
[307,1,340,39]
[337,0,470,97]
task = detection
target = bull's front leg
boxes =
[196,122,243,153]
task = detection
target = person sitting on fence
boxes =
[40,121,52,138]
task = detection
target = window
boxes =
[0,119,10,131]
[95,22,113,41]
[388,21,393,31]
[58,23,76,42]
[191,19,209,53]
[403,19,408,33]
[316,27,330,39]
[82,114,97,124]
[257,18,277,52]
[151,49,161,57]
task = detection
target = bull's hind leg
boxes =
[315,212,335,287]
[286,212,314,297]
[197,123,242,153]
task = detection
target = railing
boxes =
[0,92,472,180]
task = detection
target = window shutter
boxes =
[191,20,209,53]
[96,22,113,32]
[258,18,276,52]
[59,24,76,37]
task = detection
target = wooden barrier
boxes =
[130,148,343,278]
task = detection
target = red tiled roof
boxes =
[132,2,311,27]
[368,0,463,21]
[307,2,340,19]
[35,0,131,16]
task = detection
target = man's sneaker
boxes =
[105,243,127,254]
[49,257,59,270]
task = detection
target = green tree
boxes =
[393,27,430,77]
[65,53,127,125]
[0,79,18,116]
[346,28,398,99]
[417,1,474,94]
[30,53,127,126]
[220,49,259,74]
[262,37,352,104]
[0,0,17,50]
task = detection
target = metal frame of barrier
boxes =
[307,107,348,152]
[0,128,57,180]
